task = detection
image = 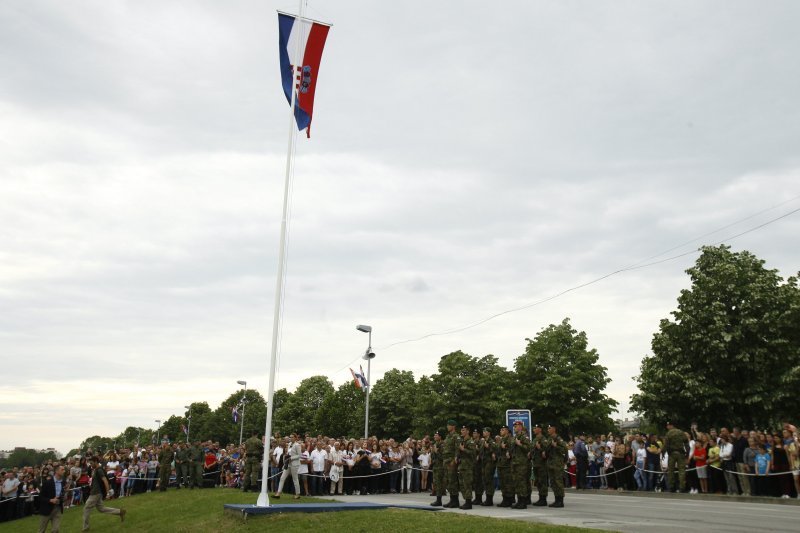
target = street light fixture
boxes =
[356,325,375,439]
[237,380,247,446]
[155,419,161,445]
[184,405,192,443]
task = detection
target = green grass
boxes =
[1,488,598,532]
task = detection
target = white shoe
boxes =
[781,494,789,499]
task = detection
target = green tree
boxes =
[0,448,58,469]
[369,369,417,440]
[631,245,800,428]
[273,376,334,435]
[317,381,365,438]
[513,318,617,435]
[414,351,512,434]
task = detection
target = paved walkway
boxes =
[322,489,800,532]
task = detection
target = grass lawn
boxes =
[1,488,599,532]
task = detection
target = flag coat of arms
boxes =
[232,405,239,423]
[278,12,331,137]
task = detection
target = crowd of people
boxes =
[2,422,798,528]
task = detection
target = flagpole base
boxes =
[256,491,270,507]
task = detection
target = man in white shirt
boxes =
[2,472,20,521]
[271,441,284,493]
[310,442,328,495]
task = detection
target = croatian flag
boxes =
[181,424,188,435]
[232,405,239,423]
[278,11,331,137]
[359,365,369,390]
[350,368,362,390]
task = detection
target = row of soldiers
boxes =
[154,441,209,491]
[429,419,568,509]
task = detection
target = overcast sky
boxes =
[2,0,798,454]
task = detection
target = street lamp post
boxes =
[184,405,192,443]
[237,380,247,446]
[155,419,161,445]
[356,325,375,439]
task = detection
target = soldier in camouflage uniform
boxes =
[545,424,567,507]
[242,430,263,492]
[662,421,688,493]
[496,425,514,507]
[480,427,497,506]
[471,428,484,506]
[189,441,204,488]
[442,419,460,508]
[157,442,173,492]
[531,424,549,506]
[429,430,446,507]
[457,425,476,509]
[175,442,190,488]
[511,420,531,509]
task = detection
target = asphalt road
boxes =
[331,490,800,532]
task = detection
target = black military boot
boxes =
[533,495,548,506]
[445,495,460,508]
[459,498,472,510]
[480,494,493,506]
[526,494,532,505]
[430,496,443,507]
[497,495,512,507]
[549,497,564,508]
[511,495,527,509]
[473,493,483,506]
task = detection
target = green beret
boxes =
[447,419,457,426]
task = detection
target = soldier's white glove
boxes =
[107,489,114,497]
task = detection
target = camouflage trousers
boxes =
[458,463,473,500]
[433,463,446,497]
[482,461,496,496]
[547,463,564,498]
[533,462,548,497]
[497,465,512,497]
[667,451,686,491]
[511,461,530,497]
[243,457,260,490]
[473,461,484,497]
[446,461,459,497]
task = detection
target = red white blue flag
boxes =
[278,12,331,137]
[232,405,239,423]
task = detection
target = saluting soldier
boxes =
[496,425,514,507]
[458,425,476,509]
[442,419,461,508]
[429,430,446,507]
[157,442,173,492]
[480,427,497,506]
[242,430,264,492]
[545,424,567,508]
[662,421,688,493]
[471,428,484,506]
[531,424,549,506]
[510,420,531,509]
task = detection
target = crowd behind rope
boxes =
[2,422,799,526]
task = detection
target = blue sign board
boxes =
[505,409,532,440]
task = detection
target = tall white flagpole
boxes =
[257,0,305,508]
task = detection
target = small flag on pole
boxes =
[278,11,331,137]
[181,424,188,435]
[350,368,362,389]
[359,365,369,390]
[232,405,239,423]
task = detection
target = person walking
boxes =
[38,464,67,533]
[82,456,125,532]
[546,424,568,508]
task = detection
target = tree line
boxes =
[72,245,799,456]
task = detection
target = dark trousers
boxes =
[311,471,324,495]
[576,457,589,488]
